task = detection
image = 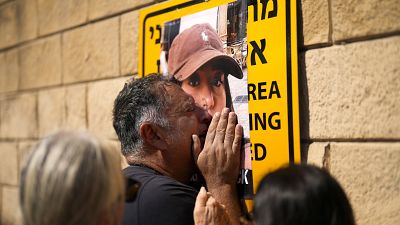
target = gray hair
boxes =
[113,75,171,157]
[20,131,125,225]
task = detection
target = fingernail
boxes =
[223,107,229,113]
[200,186,206,193]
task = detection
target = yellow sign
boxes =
[139,0,300,206]
[246,0,301,194]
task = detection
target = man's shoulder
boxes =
[124,165,198,199]
[122,166,198,225]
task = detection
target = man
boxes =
[113,74,242,225]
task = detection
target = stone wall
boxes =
[0,0,399,225]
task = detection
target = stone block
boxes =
[0,49,19,93]
[1,187,22,225]
[329,143,400,225]
[88,0,152,20]
[64,84,87,131]
[63,18,120,83]
[305,36,400,139]
[0,93,37,139]
[332,0,400,41]
[0,142,18,185]
[300,0,330,46]
[120,11,139,76]
[0,2,18,49]
[17,0,38,42]
[37,0,88,35]
[18,141,35,174]
[19,35,62,90]
[306,142,329,168]
[38,87,65,137]
[38,84,87,137]
[87,77,128,139]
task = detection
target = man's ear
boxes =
[139,122,168,150]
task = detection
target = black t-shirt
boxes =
[122,165,198,225]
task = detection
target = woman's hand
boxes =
[194,187,231,225]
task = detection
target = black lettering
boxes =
[255,113,266,130]
[269,80,281,98]
[268,112,281,130]
[250,39,268,65]
[248,83,257,100]
[155,24,161,44]
[258,82,267,99]
[248,0,258,22]
[149,25,162,44]
[260,0,278,20]
[249,113,253,131]
[249,0,278,22]
[247,81,281,100]
[268,0,278,18]
[149,26,154,39]
[250,112,281,131]
[254,143,267,161]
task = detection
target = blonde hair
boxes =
[20,131,125,225]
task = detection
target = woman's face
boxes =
[181,63,226,116]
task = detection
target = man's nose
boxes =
[195,105,212,125]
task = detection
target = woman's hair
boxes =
[254,164,355,225]
[20,131,125,225]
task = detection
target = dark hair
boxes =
[254,164,355,225]
[113,74,171,156]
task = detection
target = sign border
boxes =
[141,0,204,77]
[285,0,294,163]
[140,0,298,164]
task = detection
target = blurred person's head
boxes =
[113,74,211,183]
[254,164,355,225]
[168,23,243,116]
[20,131,125,225]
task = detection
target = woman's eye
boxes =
[188,75,200,87]
[212,76,224,87]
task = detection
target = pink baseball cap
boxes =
[167,23,243,81]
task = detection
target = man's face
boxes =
[163,84,211,172]
[181,62,226,116]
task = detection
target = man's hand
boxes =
[192,108,242,225]
[194,187,231,225]
[193,108,242,188]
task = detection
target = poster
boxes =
[139,0,301,208]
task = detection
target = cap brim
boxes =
[173,49,243,81]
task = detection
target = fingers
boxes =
[232,124,243,155]
[206,195,217,207]
[194,187,207,224]
[195,189,230,225]
[205,196,229,224]
[223,112,237,149]
[214,108,230,142]
[205,112,221,147]
[195,187,208,208]
[192,134,201,161]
